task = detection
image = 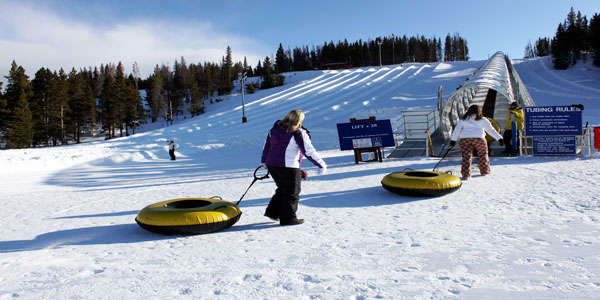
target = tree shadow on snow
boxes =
[0,223,171,253]
[1,208,290,253]
[226,221,280,232]
[300,186,430,208]
[44,158,251,191]
[51,210,139,219]
[238,186,429,210]
[0,218,268,253]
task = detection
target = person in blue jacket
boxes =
[261,110,327,226]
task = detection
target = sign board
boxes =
[532,136,577,156]
[524,106,582,136]
[336,119,395,150]
[524,105,583,156]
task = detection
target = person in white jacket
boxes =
[167,140,177,160]
[450,105,503,180]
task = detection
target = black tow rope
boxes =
[432,144,454,172]
[236,165,270,205]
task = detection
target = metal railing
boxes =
[391,110,438,156]
[393,110,438,142]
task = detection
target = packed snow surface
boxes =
[1,57,599,299]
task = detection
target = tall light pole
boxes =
[239,72,247,123]
[377,39,383,67]
[391,34,395,65]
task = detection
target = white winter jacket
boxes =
[450,116,502,141]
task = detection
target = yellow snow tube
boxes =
[135,198,241,234]
[381,170,462,197]
[486,117,501,143]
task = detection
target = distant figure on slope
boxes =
[261,109,327,226]
[502,102,524,154]
[450,105,503,180]
[168,140,177,160]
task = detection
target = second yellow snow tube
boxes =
[381,170,462,197]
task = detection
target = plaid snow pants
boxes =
[459,138,491,178]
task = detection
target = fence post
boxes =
[511,121,518,156]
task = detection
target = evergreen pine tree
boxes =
[454,34,469,61]
[436,37,443,62]
[0,82,7,145]
[92,66,104,98]
[123,74,142,135]
[189,81,204,116]
[4,90,33,149]
[275,43,287,73]
[3,61,33,148]
[4,61,32,113]
[243,57,254,77]
[218,46,234,95]
[172,57,188,117]
[146,66,165,123]
[159,64,174,124]
[0,82,5,115]
[67,68,95,143]
[407,36,418,62]
[114,62,128,137]
[534,38,551,57]
[419,35,430,62]
[444,34,453,61]
[30,68,54,146]
[261,56,275,89]
[552,23,570,69]
[100,73,117,138]
[204,63,215,102]
[46,69,70,145]
[590,13,600,66]
[254,60,263,77]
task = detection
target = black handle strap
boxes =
[236,165,270,205]
[432,144,454,172]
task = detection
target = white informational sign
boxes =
[352,138,373,148]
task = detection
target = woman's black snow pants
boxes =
[265,166,302,222]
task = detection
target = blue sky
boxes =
[0,0,598,83]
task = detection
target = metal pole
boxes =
[511,121,517,156]
[241,72,247,123]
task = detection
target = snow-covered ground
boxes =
[1,56,599,299]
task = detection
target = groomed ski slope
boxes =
[0,56,599,299]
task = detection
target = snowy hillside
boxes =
[1,56,599,299]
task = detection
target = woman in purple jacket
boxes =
[261,110,327,226]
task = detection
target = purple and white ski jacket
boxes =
[261,121,326,169]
